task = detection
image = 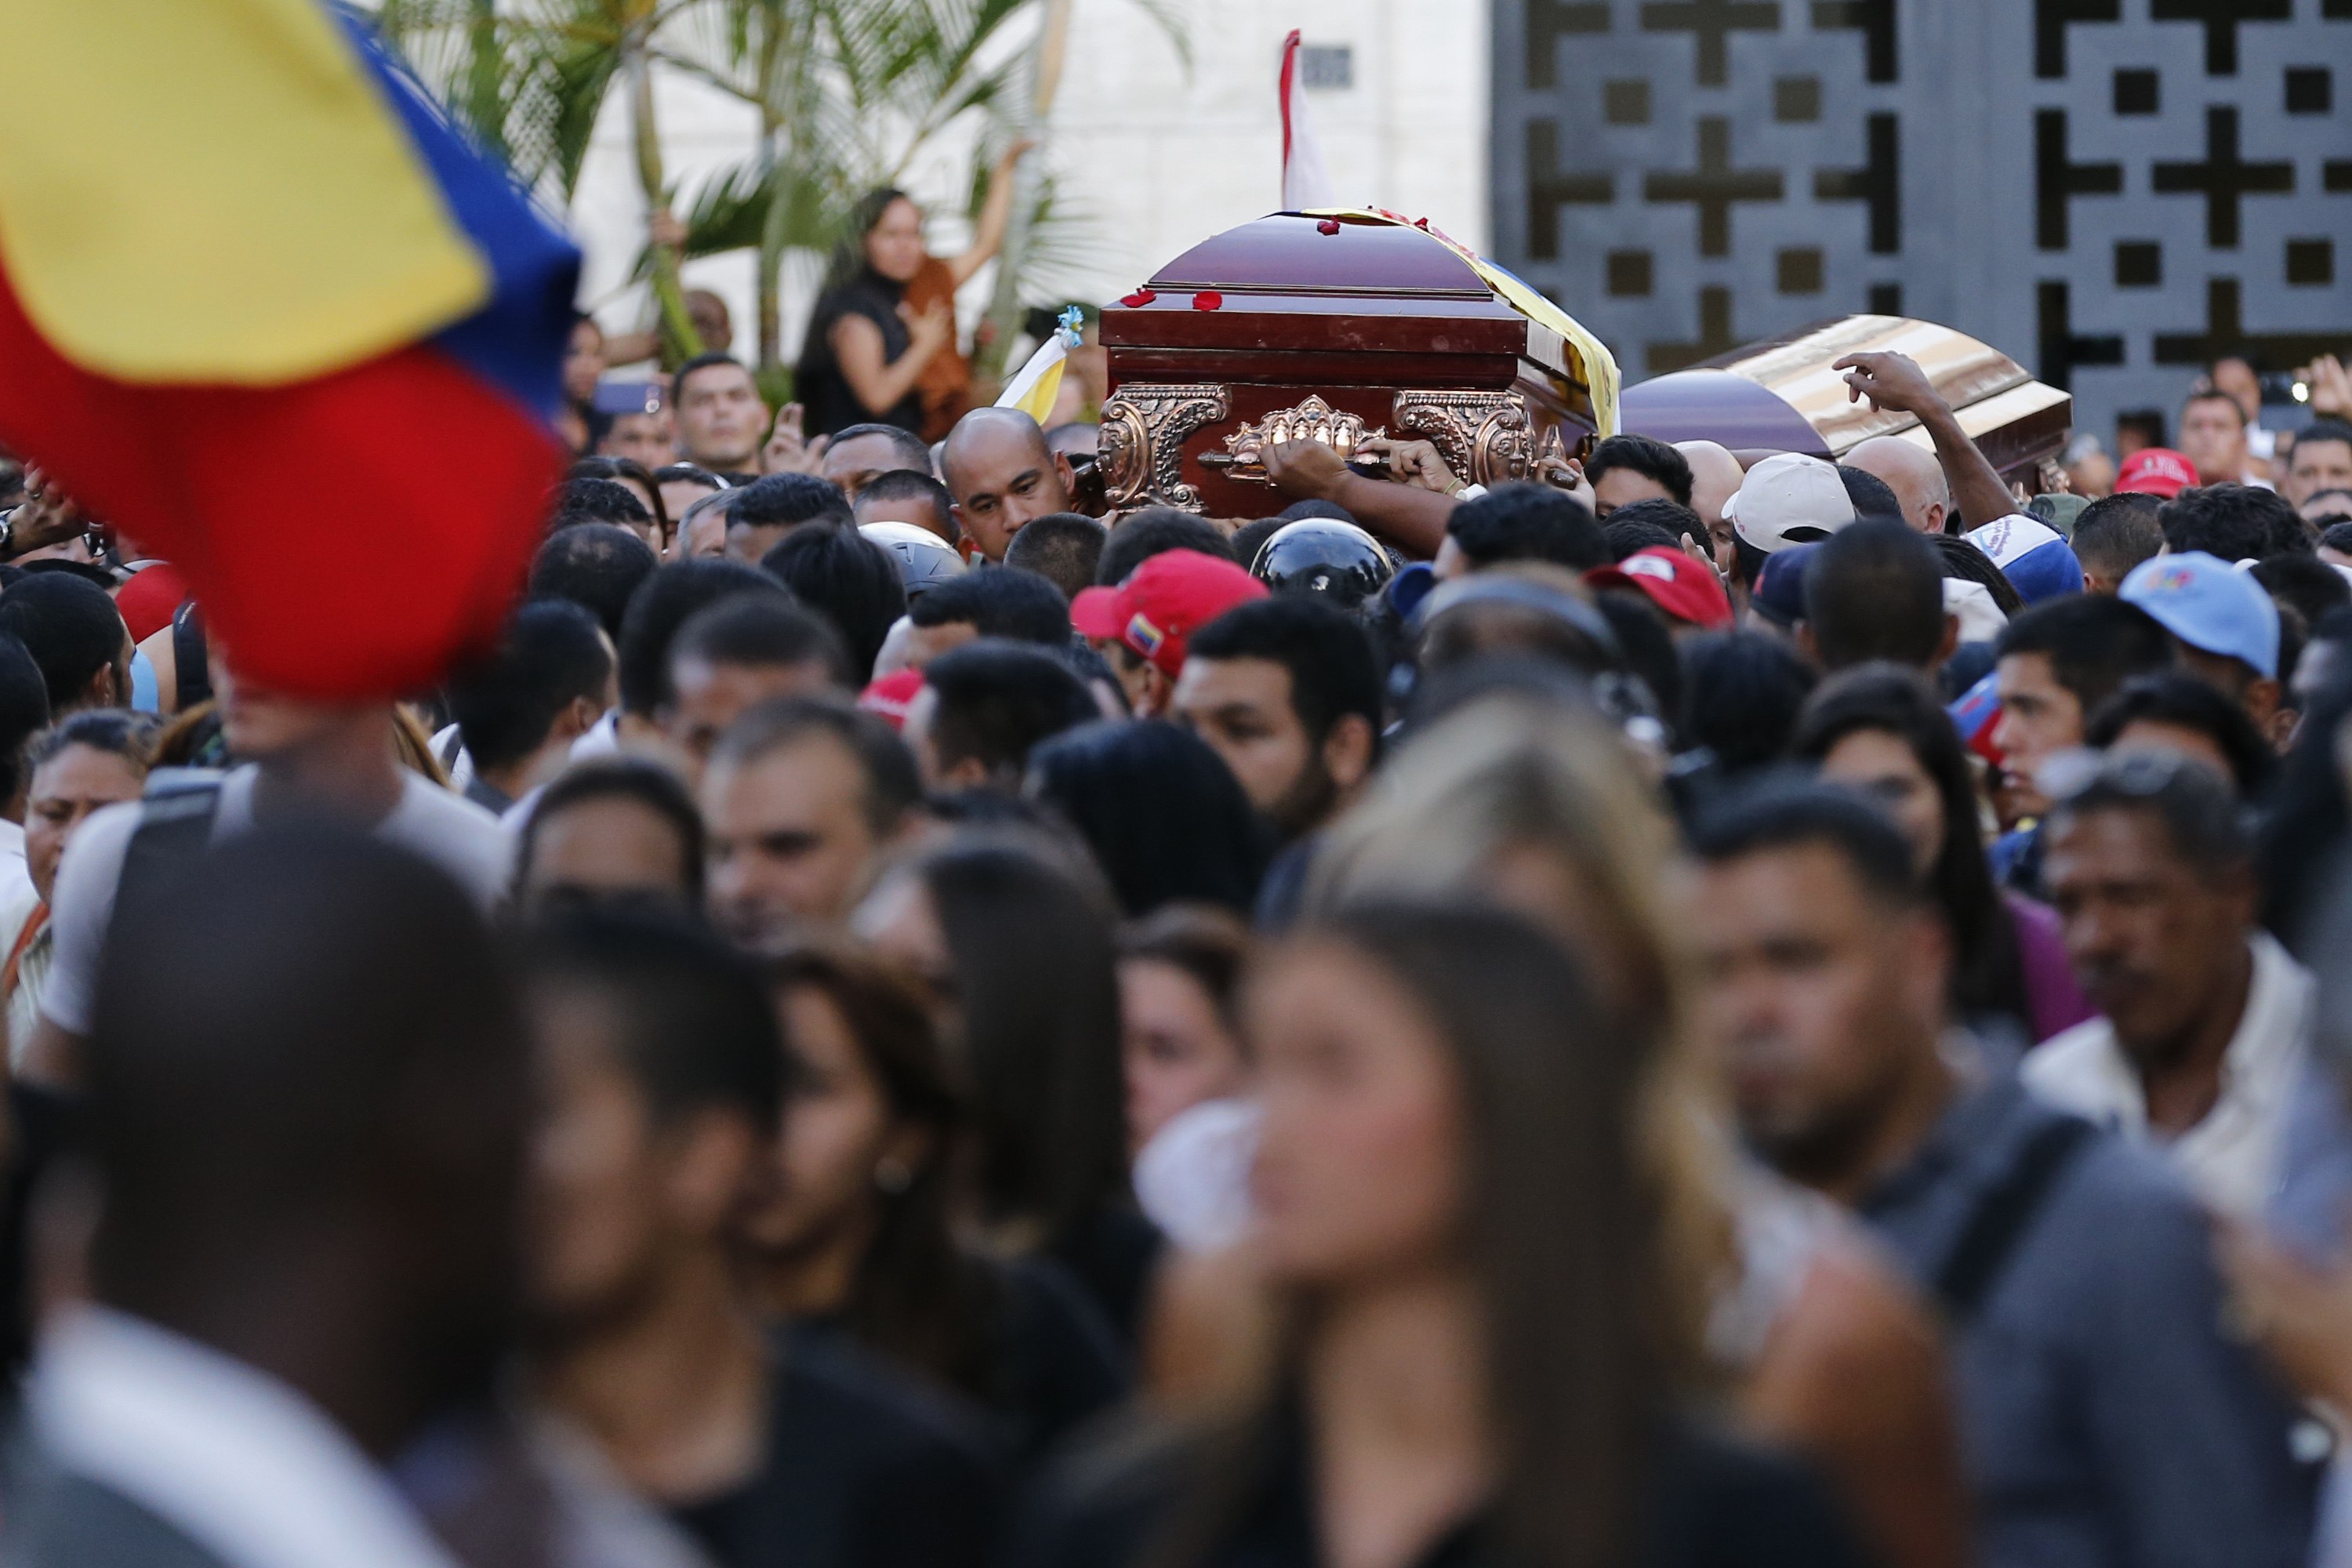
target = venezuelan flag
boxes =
[0,0,580,699]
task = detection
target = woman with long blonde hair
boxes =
[1297,691,1965,1568]
[1023,901,1870,1568]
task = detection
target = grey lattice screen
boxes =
[1490,0,2351,443]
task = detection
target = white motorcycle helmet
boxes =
[858,521,966,600]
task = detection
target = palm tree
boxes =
[369,0,707,358]
[655,0,1083,375]
[365,0,1184,377]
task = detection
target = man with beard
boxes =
[2026,752,2311,1221]
[1683,783,2317,1568]
[1172,597,1381,927]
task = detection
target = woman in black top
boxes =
[795,188,950,439]
[854,830,1166,1343]
[1011,901,1871,1568]
[742,939,1130,1464]
[795,149,1030,441]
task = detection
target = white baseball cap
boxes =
[1722,452,1857,553]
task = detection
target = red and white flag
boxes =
[1278,30,1335,211]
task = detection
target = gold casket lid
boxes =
[1622,314,2072,477]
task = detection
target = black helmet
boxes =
[1249,519,1393,611]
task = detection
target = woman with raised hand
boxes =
[796,147,1031,442]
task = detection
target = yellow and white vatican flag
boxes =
[996,304,1085,425]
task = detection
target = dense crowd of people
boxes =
[0,321,2350,1568]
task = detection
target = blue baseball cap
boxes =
[2120,550,2280,679]
[1748,541,1819,628]
[1386,561,1438,621]
[1966,514,2083,604]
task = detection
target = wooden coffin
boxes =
[1097,213,1615,517]
[1619,315,2074,485]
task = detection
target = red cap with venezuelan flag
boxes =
[0,1,581,699]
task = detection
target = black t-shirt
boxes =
[669,1330,1004,1568]
[1047,1203,1164,1350]
[796,272,922,440]
[1007,1405,1872,1568]
[986,1254,1131,1459]
[797,1252,1131,1468]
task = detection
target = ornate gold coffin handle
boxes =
[1196,395,1389,485]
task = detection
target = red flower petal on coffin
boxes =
[1317,219,1341,234]
[1193,291,1223,310]
[1120,288,1156,307]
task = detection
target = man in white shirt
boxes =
[21,661,508,1087]
[2027,750,2311,1219]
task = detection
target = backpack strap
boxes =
[108,777,226,943]
[171,601,210,712]
[1933,1112,2098,1322]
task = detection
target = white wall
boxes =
[1047,0,1491,289]
[562,0,1490,367]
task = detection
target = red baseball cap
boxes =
[2116,446,2198,499]
[856,667,925,730]
[1071,550,1268,677]
[1584,547,1733,630]
[113,561,191,644]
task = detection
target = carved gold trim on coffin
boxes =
[1392,390,1537,488]
[1197,395,1386,486]
[1099,383,1232,511]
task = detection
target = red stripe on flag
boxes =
[0,267,559,701]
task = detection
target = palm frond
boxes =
[673,154,858,263]
[365,0,632,201]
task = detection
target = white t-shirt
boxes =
[2026,929,2313,1221]
[42,765,512,1036]
[0,819,34,916]
[499,710,626,832]
[428,721,476,790]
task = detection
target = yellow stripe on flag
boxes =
[997,333,1070,426]
[1305,209,1621,437]
[0,0,489,384]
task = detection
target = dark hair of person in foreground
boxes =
[87,828,528,1446]
[861,831,1159,1340]
[1025,720,1270,917]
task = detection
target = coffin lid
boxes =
[1149,213,1497,297]
[1621,314,2071,476]
[1108,211,1621,437]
